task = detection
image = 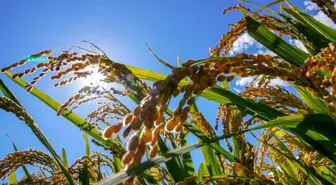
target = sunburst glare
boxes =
[84,66,106,85]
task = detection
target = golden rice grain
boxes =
[150,145,158,158]
[143,128,152,143]
[127,136,140,152]
[123,114,133,126]
[134,105,141,116]
[122,151,134,164]
[165,118,177,132]
[123,126,132,138]
[130,116,142,130]
[103,122,123,138]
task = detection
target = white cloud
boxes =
[235,76,288,88]
[257,49,276,56]
[289,39,308,52]
[228,2,336,57]
[268,78,289,87]
[229,33,262,55]
[303,1,336,29]
[233,87,241,93]
[235,76,253,86]
[313,11,336,29]
[303,1,319,11]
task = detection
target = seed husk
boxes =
[123,114,133,126]
[122,151,134,164]
[103,122,122,138]
[127,136,140,152]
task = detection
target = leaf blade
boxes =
[246,16,309,67]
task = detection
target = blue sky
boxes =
[0,0,334,182]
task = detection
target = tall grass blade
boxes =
[39,168,48,178]
[80,133,91,184]
[283,3,336,42]
[83,133,90,156]
[158,137,190,183]
[197,163,210,179]
[180,129,196,176]
[246,114,336,164]
[143,172,159,185]
[79,165,90,185]
[146,43,175,69]
[5,134,32,181]
[210,86,284,121]
[98,116,302,185]
[0,79,21,105]
[246,16,309,67]
[315,166,336,184]
[62,148,69,167]
[258,134,333,184]
[293,85,332,115]
[97,156,102,181]
[9,172,17,184]
[4,72,119,151]
[241,0,330,51]
[192,104,221,176]
[200,145,222,176]
[0,84,75,185]
[97,141,207,185]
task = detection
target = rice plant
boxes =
[1,0,336,184]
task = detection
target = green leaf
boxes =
[246,114,336,164]
[9,172,17,184]
[191,103,221,176]
[293,85,332,115]
[6,135,32,182]
[259,135,333,185]
[97,113,335,185]
[210,86,284,121]
[283,3,336,42]
[143,172,159,185]
[146,43,175,69]
[62,148,69,167]
[231,133,242,162]
[315,166,336,184]
[83,133,90,156]
[180,129,196,176]
[0,78,75,185]
[4,72,121,153]
[272,136,299,184]
[79,165,90,185]
[200,145,222,176]
[112,157,123,173]
[246,16,309,67]
[158,137,190,183]
[241,0,329,52]
[97,118,275,185]
[97,140,206,185]
[97,156,103,181]
[39,168,48,179]
[0,79,21,106]
[197,163,210,179]
[288,18,330,51]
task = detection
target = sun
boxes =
[84,67,106,85]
